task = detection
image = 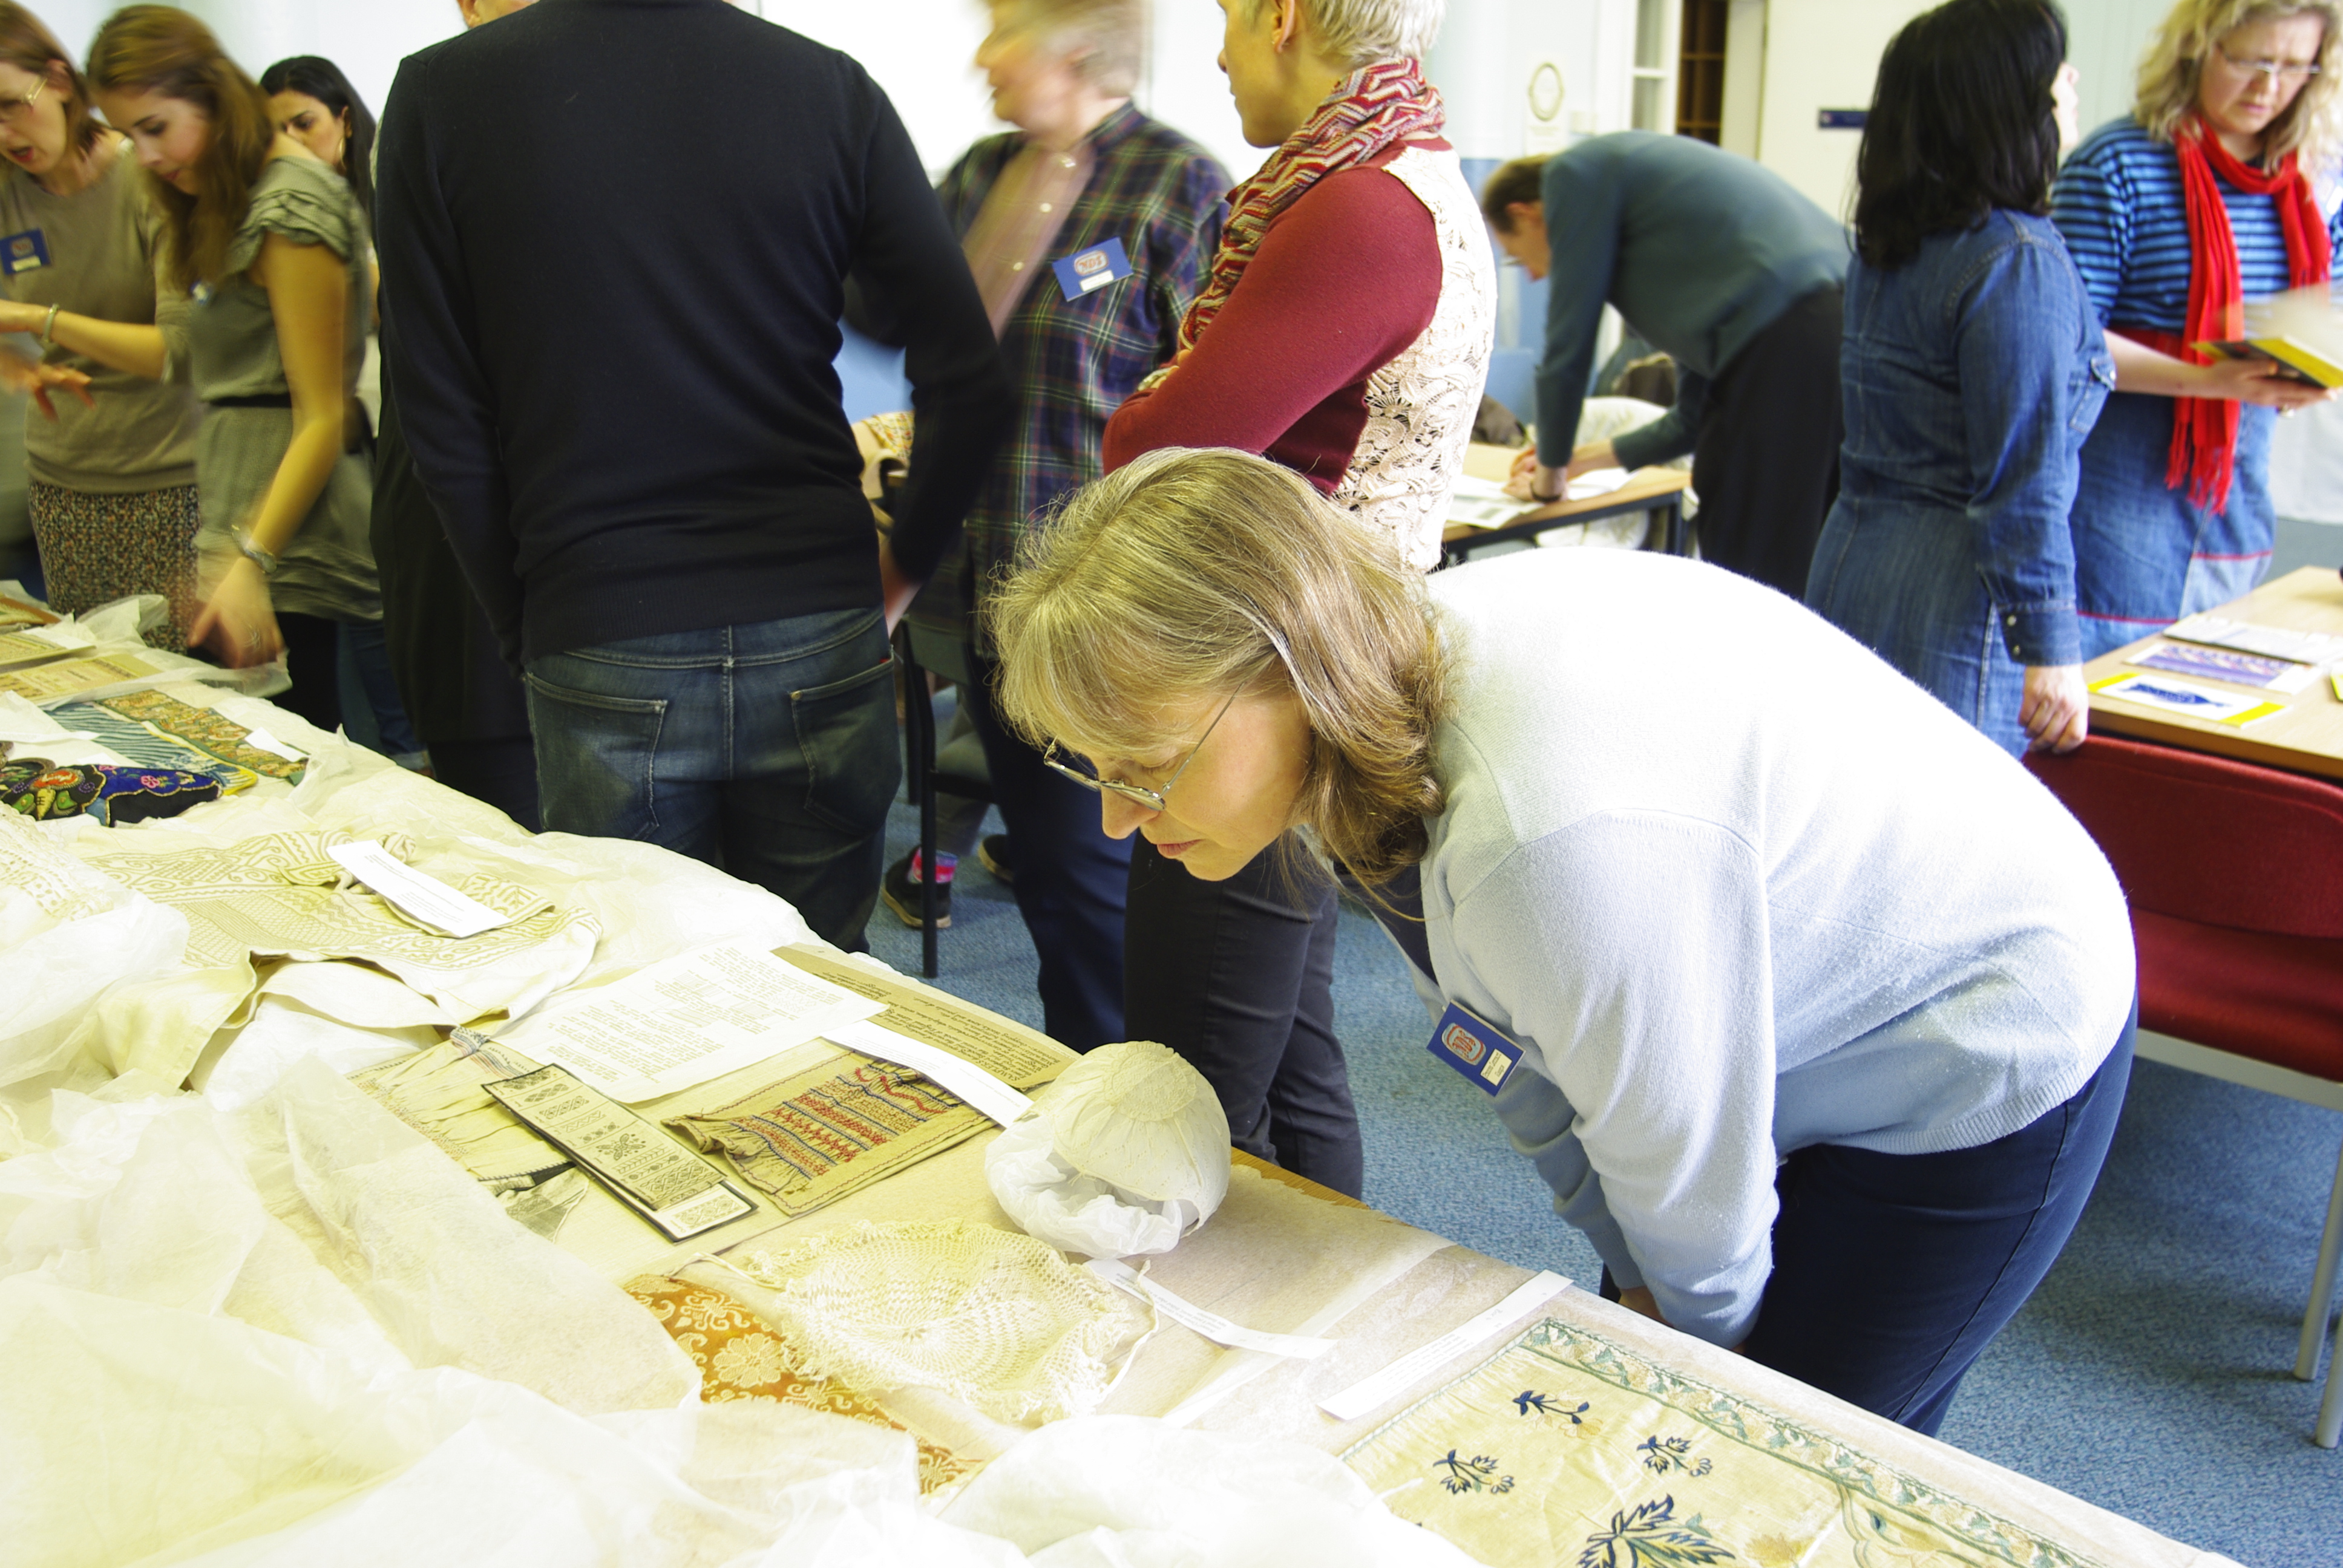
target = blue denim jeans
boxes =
[525,609,897,949]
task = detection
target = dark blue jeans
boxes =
[958,647,1131,1050]
[525,609,896,950]
[1604,1002,2137,1436]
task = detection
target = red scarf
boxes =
[2146,118,2333,512]
[1176,57,1445,353]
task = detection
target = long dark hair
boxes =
[88,5,275,291]
[259,54,372,221]
[1852,0,2070,269]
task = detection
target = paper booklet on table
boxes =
[0,648,168,703]
[2089,670,2286,725]
[488,938,888,1102]
[352,944,1083,1278]
[2160,613,2343,667]
[1446,469,1638,531]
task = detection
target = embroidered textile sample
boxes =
[77,829,598,1021]
[1340,1317,2107,1568]
[667,1057,986,1218]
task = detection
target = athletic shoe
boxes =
[880,848,954,929]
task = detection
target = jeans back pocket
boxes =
[790,654,899,837]
[524,671,669,840]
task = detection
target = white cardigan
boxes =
[1406,549,2135,1345]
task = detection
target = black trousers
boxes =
[959,650,1131,1051]
[1691,283,1844,598]
[372,387,537,824]
[424,734,542,832]
[1124,835,1363,1197]
[274,611,343,735]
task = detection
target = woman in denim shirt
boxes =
[1807,0,2109,757]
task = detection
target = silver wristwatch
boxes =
[231,526,279,577]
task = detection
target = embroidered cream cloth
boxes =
[1343,1316,2122,1568]
[77,828,597,1018]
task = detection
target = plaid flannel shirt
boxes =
[908,104,1227,649]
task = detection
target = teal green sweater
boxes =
[1536,132,1846,469]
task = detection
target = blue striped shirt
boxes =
[2050,117,2342,333]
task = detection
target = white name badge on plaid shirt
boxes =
[1051,237,1132,301]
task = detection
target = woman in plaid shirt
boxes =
[871,0,1228,1052]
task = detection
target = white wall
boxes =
[1718,0,1765,159]
[2061,0,2173,141]
[1426,0,1608,159]
[27,0,1685,184]
[1751,0,1931,218]
[1729,0,2187,214]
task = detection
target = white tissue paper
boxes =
[986,1041,1231,1259]
[939,1415,1484,1568]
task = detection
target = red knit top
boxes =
[1101,141,1446,491]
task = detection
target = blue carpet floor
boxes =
[867,789,2343,1567]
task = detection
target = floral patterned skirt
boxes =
[27,480,203,650]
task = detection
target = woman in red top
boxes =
[1076,0,1492,1196]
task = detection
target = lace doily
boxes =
[722,1220,1155,1423]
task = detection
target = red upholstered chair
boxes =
[2033,736,2343,1443]
[2028,735,2343,1446]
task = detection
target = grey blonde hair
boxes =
[987,448,1451,882]
[2133,0,2341,166]
[992,0,1145,97]
[1237,0,1446,68]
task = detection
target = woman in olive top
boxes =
[91,8,376,731]
[0,4,198,647]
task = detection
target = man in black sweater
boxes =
[378,0,1007,949]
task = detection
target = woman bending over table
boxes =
[2051,0,2339,659]
[1807,0,2108,757]
[988,447,2138,1435]
[90,7,378,732]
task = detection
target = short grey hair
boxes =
[1240,0,1446,67]
[995,0,1145,96]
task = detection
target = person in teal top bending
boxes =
[1480,132,1847,597]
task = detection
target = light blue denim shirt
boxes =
[1810,212,2111,714]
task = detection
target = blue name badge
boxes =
[0,229,49,276]
[1051,236,1132,302]
[1426,1002,1524,1096]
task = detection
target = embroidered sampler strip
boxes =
[1340,1317,2108,1568]
[94,687,309,783]
[666,1057,988,1218]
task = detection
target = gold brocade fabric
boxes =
[623,1275,971,1494]
[1340,1318,2108,1568]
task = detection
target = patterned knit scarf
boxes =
[2149,117,2334,512]
[1176,57,1446,353]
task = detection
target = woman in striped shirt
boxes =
[2051,0,2339,657]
